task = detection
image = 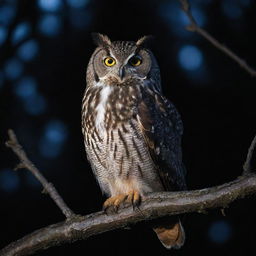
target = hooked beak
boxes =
[118,66,125,81]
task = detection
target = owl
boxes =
[82,33,186,249]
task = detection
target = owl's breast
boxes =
[82,83,141,172]
[82,83,163,195]
[92,84,140,135]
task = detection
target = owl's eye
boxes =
[129,56,142,67]
[104,57,116,67]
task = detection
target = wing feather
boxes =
[137,88,186,191]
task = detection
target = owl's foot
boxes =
[103,190,141,213]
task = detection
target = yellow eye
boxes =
[129,56,142,67]
[104,57,116,67]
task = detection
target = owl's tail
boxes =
[153,219,185,249]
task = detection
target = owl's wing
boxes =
[137,89,186,191]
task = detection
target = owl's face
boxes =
[89,33,159,86]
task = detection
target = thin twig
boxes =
[179,0,256,77]
[243,134,256,173]
[5,129,75,219]
[1,174,256,256]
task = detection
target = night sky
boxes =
[1,0,256,255]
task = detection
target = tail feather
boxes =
[153,220,185,249]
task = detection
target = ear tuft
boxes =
[91,33,112,47]
[136,35,154,48]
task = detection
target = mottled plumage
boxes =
[82,33,186,249]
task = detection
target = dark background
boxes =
[0,0,256,255]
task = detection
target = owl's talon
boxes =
[103,194,128,213]
[103,190,141,214]
[133,191,141,206]
[127,190,141,208]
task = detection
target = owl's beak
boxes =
[118,67,125,81]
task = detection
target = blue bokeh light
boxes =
[24,93,47,115]
[14,77,47,116]
[158,2,188,37]
[178,45,203,71]
[14,76,37,99]
[45,120,68,143]
[208,220,232,244]
[221,0,243,19]
[4,58,24,80]
[11,22,31,45]
[191,7,206,27]
[0,169,20,193]
[66,0,89,8]
[0,26,8,45]
[158,2,206,37]
[0,5,16,26]
[37,0,62,12]
[17,39,39,61]
[69,9,91,29]
[38,14,62,37]
[39,120,68,158]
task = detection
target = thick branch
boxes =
[1,174,256,256]
[5,129,75,219]
[179,0,256,77]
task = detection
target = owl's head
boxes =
[87,33,160,88]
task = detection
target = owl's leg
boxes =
[103,190,141,213]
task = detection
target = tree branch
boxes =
[2,130,256,256]
[178,0,256,77]
[1,173,256,256]
[5,129,75,219]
